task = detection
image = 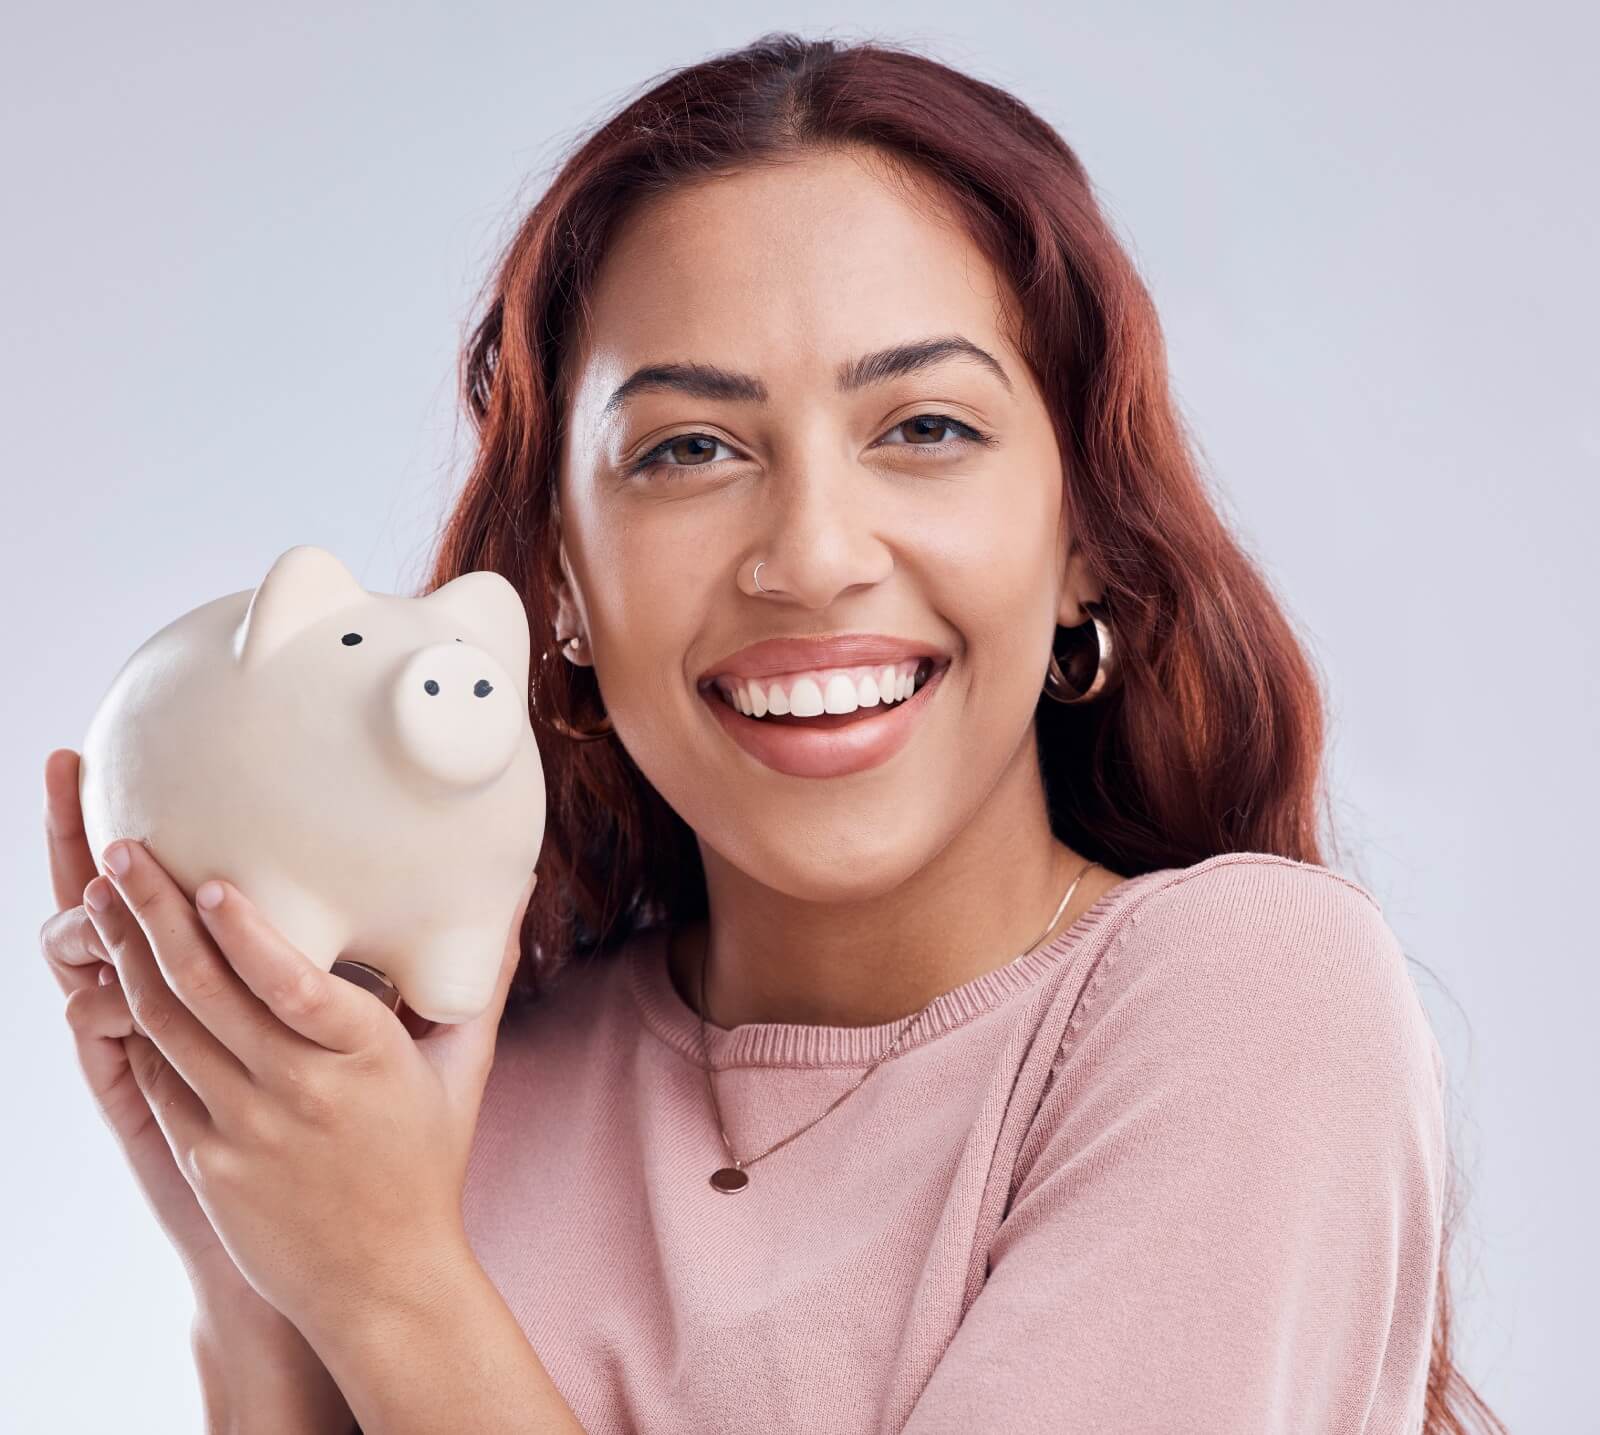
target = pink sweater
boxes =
[462,851,1447,1433]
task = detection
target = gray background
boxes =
[4,5,1591,1430]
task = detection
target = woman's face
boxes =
[556,146,1099,901]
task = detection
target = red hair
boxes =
[425,33,1505,1433]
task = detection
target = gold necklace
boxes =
[696,856,1102,1193]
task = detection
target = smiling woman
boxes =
[415,29,1504,1435]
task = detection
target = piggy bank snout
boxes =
[390,641,523,788]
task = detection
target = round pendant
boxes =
[710,1166,749,1193]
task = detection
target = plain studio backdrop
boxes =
[3,5,1592,1430]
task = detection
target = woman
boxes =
[44,32,1507,1435]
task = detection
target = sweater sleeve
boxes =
[896,858,1448,1435]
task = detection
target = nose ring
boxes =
[753,561,770,594]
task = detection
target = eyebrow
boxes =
[599,334,1014,420]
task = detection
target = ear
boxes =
[1057,538,1104,629]
[424,570,533,693]
[549,536,588,663]
[235,546,369,669]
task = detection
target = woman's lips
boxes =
[697,659,949,779]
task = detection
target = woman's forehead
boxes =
[585,156,1008,351]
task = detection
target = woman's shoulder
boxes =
[1129,846,1385,917]
[1014,850,1448,1223]
[1063,850,1442,1092]
[1113,849,1399,979]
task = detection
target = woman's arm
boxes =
[39,750,357,1435]
[898,859,1448,1433]
[190,1287,355,1435]
[300,1244,587,1435]
[68,818,546,1432]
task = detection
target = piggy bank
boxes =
[78,545,547,1024]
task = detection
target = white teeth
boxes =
[823,674,859,713]
[788,676,825,717]
[715,658,935,721]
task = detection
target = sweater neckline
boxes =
[626,869,1165,1070]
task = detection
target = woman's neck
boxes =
[669,756,1125,1030]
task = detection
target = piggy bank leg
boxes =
[390,930,506,1025]
[238,879,350,975]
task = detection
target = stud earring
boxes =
[531,632,615,741]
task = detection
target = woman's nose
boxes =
[743,464,896,607]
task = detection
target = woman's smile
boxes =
[697,655,951,778]
[706,656,935,722]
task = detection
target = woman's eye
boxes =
[876,414,991,452]
[629,432,736,476]
[627,413,992,479]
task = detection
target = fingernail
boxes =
[84,878,112,912]
[196,881,225,911]
[104,843,131,877]
[99,965,118,986]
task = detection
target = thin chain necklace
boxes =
[696,856,1103,1193]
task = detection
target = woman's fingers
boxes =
[83,874,245,1118]
[43,749,97,913]
[39,904,115,1000]
[63,973,150,1134]
[98,844,340,1080]
[40,748,110,1002]
[61,966,232,1280]
[188,877,378,1059]
[64,970,138,1042]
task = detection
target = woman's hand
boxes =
[78,804,537,1348]
[43,748,355,1430]
[44,749,277,1298]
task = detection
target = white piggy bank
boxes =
[78,544,547,1024]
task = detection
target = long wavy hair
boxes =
[422,32,1505,1434]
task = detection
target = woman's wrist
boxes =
[190,1290,354,1435]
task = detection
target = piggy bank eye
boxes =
[341,632,363,646]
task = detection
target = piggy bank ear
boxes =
[235,546,370,669]
[424,570,533,692]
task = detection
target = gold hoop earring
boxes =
[532,635,615,741]
[1042,610,1116,704]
